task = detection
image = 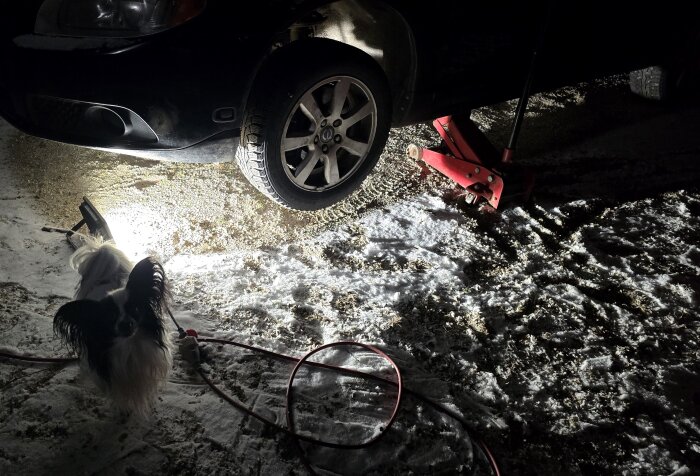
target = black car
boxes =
[0,1,695,210]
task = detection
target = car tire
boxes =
[629,66,670,101]
[236,39,391,210]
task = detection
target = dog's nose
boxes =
[117,319,136,337]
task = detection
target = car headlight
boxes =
[35,0,206,38]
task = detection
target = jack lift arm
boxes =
[407,5,552,209]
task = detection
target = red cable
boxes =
[477,439,502,476]
[198,337,501,475]
[197,340,402,449]
[0,340,500,475]
[286,342,403,447]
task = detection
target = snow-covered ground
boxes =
[1,79,700,475]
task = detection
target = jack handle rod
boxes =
[506,1,555,152]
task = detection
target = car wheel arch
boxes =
[244,0,416,126]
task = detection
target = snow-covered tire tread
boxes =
[629,66,669,101]
[236,110,287,207]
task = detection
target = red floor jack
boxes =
[407,25,546,209]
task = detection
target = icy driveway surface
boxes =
[1,77,700,474]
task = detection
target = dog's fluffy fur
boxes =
[54,237,172,417]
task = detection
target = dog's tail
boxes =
[70,237,133,300]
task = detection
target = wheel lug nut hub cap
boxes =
[320,126,335,143]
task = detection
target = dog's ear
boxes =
[54,300,107,353]
[127,257,168,312]
[54,299,115,382]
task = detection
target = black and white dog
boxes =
[54,238,173,417]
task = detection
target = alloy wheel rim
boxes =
[280,76,378,192]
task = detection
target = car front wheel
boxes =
[236,40,391,210]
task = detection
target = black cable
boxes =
[167,308,187,339]
[0,351,78,364]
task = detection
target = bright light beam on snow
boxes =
[102,205,164,262]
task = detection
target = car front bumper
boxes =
[0,25,262,154]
